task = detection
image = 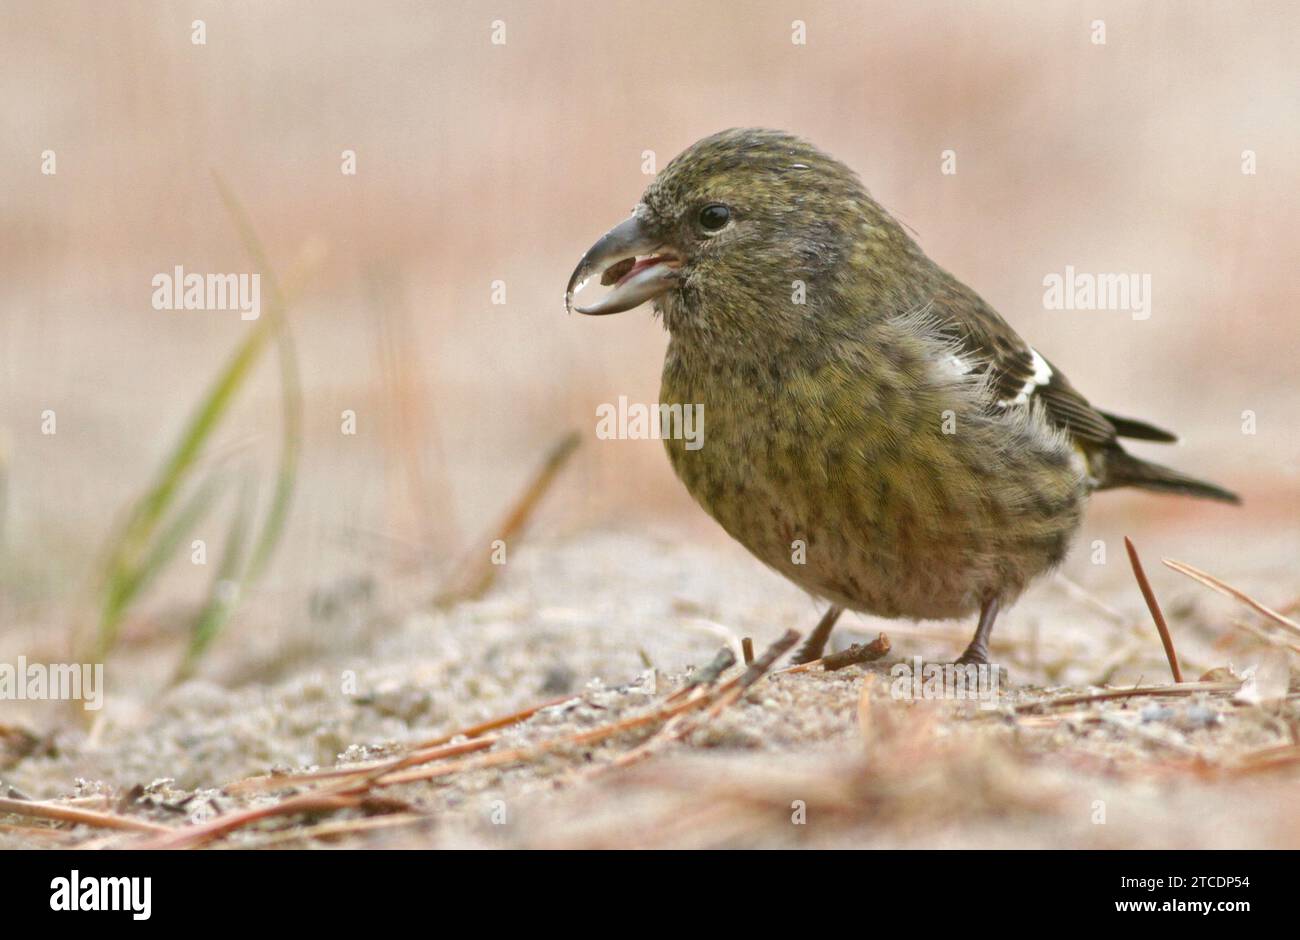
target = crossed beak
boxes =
[565,212,683,315]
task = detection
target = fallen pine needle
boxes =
[434,430,581,606]
[0,796,174,835]
[225,736,498,795]
[1230,619,1300,657]
[409,693,579,750]
[132,789,381,849]
[600,633,797,774]
[244,811,431,848]
[382,637,794,788]
[228,691,578,795]
[152,638,798,848]
[596,689,712,776]
[667,646,737,703]
[705,630,800,717]
[1015,680,1241,712]
[1163,558,1300,639]
[1124,537,1182,682]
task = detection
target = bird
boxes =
[565,128,1239,667]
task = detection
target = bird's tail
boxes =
[1098,447,1240,505]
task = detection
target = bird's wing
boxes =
[931,282,1120,449]
[1095,410,1178,443]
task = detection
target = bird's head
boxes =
[566,129,893,337]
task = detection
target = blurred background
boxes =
[1,1,1297,716]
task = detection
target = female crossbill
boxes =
[566,129,1238,665]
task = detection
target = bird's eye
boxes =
[697,204,731,232]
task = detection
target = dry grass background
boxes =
[0,1,1298,848]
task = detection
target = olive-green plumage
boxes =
[569,128,1238,663]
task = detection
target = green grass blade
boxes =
[90,174,301,665]
[175,474,256,682]
[210,172,302,586]
[94,321,273,658]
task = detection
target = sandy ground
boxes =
[2,526,1297,849]
[3,1,1297,852]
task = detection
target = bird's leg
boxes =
[956,595,1001,666]
[790,605,844,664]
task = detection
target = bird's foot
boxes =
[789,605,844,665]
[952,645,1009,690]
[954,643,990,667]
[789,638,827,666]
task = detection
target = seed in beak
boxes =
[601,257,636,286]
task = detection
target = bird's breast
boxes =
[659,346,1088,619]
